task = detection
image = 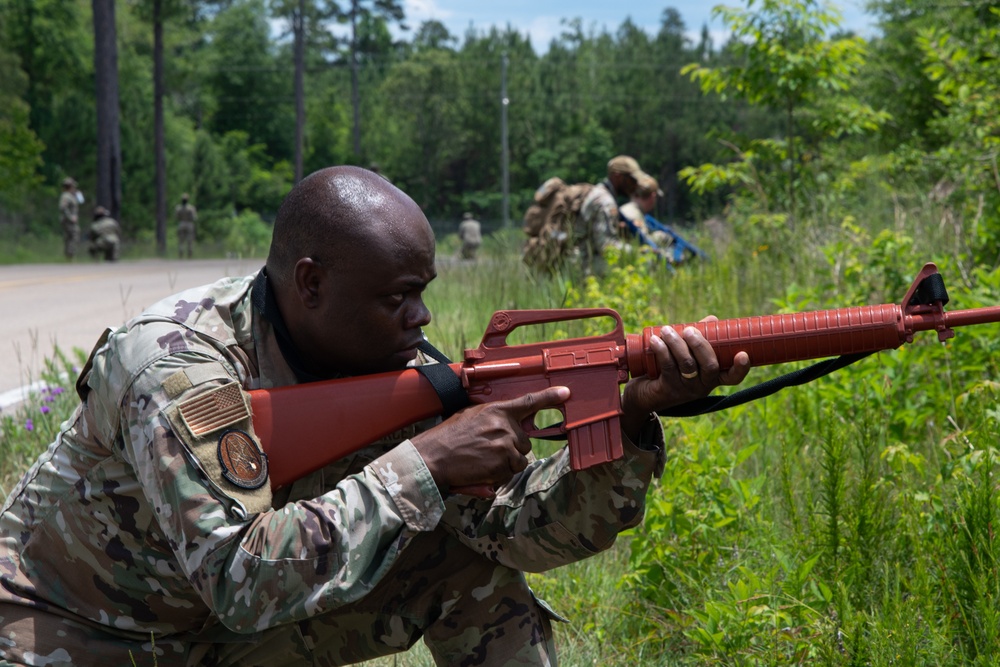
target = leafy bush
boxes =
[222,209,272,259]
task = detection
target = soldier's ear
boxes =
[293,257,325,308]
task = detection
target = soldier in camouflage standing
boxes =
[58,177,80,260]
[576,155,651,275]
[175,192,198,259]
[0,166,750,666]
[457,211,482,261]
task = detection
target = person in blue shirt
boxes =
[619,175,708,267]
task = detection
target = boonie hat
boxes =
[607,155,647,180]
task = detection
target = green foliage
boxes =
[945,446,1000,658]
[563,246,665,330]
[624,422,764,612]
[684,556,834,663]
[916,11,1000,265]
[222,209,273,258]
[681,0,889,219]
[0,42,44,206]
[219,130,294,218]
[204,0,293,162]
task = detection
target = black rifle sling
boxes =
[415,340,470,418]
[658,351,874,417]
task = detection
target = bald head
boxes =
[264,166,437,376]
[267,166,431,291]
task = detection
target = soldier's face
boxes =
[303,219,436,377]
[640,192,657,213]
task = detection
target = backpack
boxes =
[521,177,594,272]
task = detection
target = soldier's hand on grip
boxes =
[411,386,571,495]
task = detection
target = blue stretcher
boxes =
[620,211,709,267]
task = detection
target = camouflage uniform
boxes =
[88,214,122,262]
[0,272,665,666]
[458,213,482,261]
[59,188,80,260]
[576,179,624,275]
[175,201,198,259]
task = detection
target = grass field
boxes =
[4,202,1000,665]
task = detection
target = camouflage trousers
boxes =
[0,529,558,667]
[177,222,195,258]
[62,222,79,260]
[460,242,480,260]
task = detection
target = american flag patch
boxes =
[177,383,249,436]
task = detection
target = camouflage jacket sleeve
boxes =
[578,187,621,252]
[122,352,445,634]
[440,417,665,573]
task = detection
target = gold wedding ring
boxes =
[680,370,699,379]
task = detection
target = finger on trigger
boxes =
[515,386,570,419]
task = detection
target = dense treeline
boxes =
[0,0,998,257]
[0,0,771,243]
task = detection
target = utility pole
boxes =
[293,0,305,182]
[501,53,510,228]
[350,0,361,157]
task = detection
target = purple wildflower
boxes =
[25,418,33,431]
[40,405,50,414]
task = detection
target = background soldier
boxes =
[175,193,198,258]
[576,155,650,275]
[87,205,121,262]
[58,177,80,260]
[457,211,482,261]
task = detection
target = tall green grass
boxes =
[5,193,1000,665]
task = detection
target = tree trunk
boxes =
[293,0,305,183]
[153,0,167,255]
[93,0,122,221]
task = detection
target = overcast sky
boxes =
[400,0,879,51]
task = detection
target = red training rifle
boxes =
[250,263,1000,490]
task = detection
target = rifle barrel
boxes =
[939,306,1000,328]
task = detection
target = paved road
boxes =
[0,258,261,411]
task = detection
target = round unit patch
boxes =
[217,429,269,490]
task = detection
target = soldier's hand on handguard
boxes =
[411,386,570,496]
[620,316,751,441]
